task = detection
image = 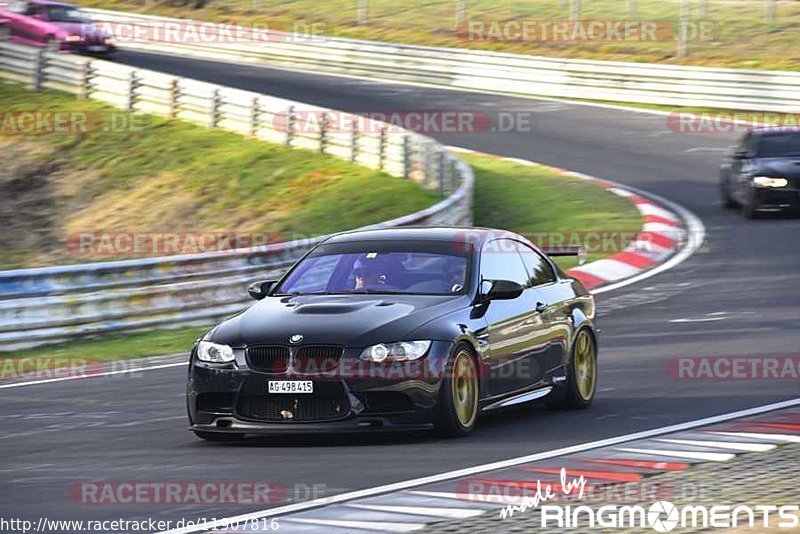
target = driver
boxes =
[353,256,389,290]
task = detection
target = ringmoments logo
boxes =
[536,501,800,530]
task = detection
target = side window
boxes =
[480,239,529,287]
[517,242,557,287]
[23,2,37,15]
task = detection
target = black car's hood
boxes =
[754,158,800,180]
[210,293,470,347]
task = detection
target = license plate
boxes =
[87,45,106,52]
[268,380,313,394]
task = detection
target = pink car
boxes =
[0,0,115,56]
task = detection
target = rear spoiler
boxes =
[542,246,587,266]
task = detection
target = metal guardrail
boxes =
[80,7,800,113]
[0,41,473,349]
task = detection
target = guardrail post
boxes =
[378,126,387,171]
[319,111,328,154]
[437,150,445,198]
[169,79,179,119]
[78,61,92,100]
[209,88,220,128]
[350,119,359,162]
[449,158,457,194]
[32,48,45,91]
[286,105,295,146]
[126,70,138,111]
[402,135,411,179]
[250,97,260,137]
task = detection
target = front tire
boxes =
[548,328,597,410]
[435,343,479,437]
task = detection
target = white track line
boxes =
[158,397,800,534]
[0,362,186,389]
[344,503,485,519]
[707,431,800,444]
[280,517,425,532]
[656,438,775,452]
[614,447,735,462]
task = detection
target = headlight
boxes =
[103,37,114,45]
[753,176,788,188]
[65,35,82,42]
[196,341,235,363]
[359,341,431,363]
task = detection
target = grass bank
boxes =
[0,81,438,269]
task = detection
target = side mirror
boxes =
[484,279,525,301]
[247,280,277,300]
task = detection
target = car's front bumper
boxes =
[753,186,800,212]
[187,341,453,434]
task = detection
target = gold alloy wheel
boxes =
[574,330,597,401]
[452,350,478,427]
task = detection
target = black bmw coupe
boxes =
[187,227,597,440]
[721,128,800,218]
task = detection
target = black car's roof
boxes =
[750,127,800,137]
[324,226,527,248]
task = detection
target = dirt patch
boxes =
[0,139,61,268]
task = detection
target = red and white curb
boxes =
[451,149,704,294]
[161,399,800,533]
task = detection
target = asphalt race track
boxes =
[2,50,799,528]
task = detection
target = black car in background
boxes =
[187,227,597,440]
[721,128,800,218]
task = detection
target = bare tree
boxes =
[357,0,368,25]
[455,0,467,29]
[570,0,582,21]
[678,0,690,58]
[764,0,776,22]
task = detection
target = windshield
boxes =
[276,240,469,296]
[47,6,88,22]
[756,132,800,158]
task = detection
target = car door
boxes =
[479,238,547,397]
[516,241,571,376]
